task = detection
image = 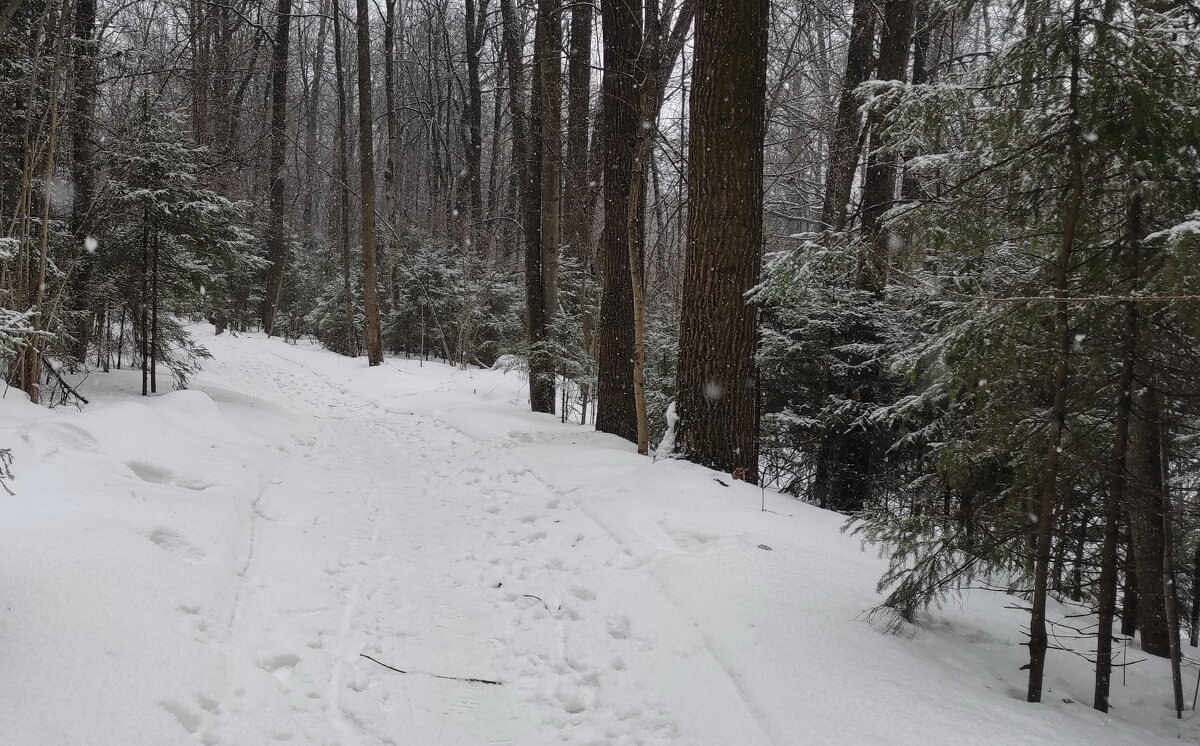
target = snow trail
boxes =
[187,334,764,745]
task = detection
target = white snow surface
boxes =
[1,327,1195,745]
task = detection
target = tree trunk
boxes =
[820,0,875,230]
[1160,417,1185,717]
[595,0,642,442]
[1027,1,1083,701]
[1191,543,1200,648]
[624,0,695,455]
[69,0,99,361]
[383,0,399,295]
[1122,529,1140,637]
[538,0,562,360]
[355,0,384,365]
[459,0,487,251]
[140,216,149,397]
[562,0,593,260]
[262,0,293,335]
[332,0,357,357]
[151,230,159,394]
[302,8,328,239]
[1128,388,1172,657]
[523,0,555,413]
[858,0,914,293]
[1095,179,1141,713]
[675,0,768,481]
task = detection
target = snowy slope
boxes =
[0,326,1195,745]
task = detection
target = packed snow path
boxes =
[2,329,1195,745]
[197,338,766,745]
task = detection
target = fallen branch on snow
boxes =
[358,653,503,686]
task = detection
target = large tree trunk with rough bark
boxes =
[674,0,767,481]
[595,0,642,442]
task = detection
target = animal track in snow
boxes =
[127,461,215,491]
[145,528,206,562]
[260,652,302,682]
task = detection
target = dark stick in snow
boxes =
[358,653,503,686]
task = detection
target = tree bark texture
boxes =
[675,0,768,482]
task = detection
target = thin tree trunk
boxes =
[1161,415,1184,717]
[562,0,593,260]
[858,0,914,293]
[355,0,384,365]
[332,0,357,357]
[523,0,553,412]
[1095,179,1141,713]
[1190,543,1200,648]
[140,216,149,397]
[69,0,99,361]
[303,9,329,239]
[820,0,875,230]
[262,0,293,334]
[460,0,487,251]
[625,0,694,454]
[23,16,66,402]
[538,0,563,405]
[151,230,159,394]
[384,0,399,294]
[1027,0,1084,701]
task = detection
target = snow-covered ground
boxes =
[1,326,1195,745]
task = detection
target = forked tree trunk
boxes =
[820,0,875,230]
[625,0,695,455]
